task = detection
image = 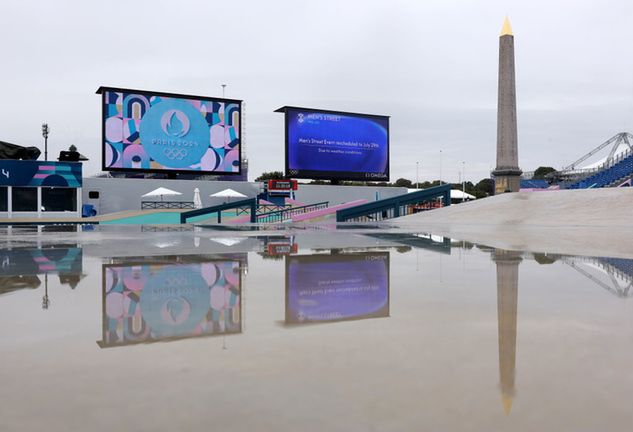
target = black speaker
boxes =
[58,151,80,162]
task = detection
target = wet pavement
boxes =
[1,225,632,431]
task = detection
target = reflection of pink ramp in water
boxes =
[226,214,252,224]
[291,200,368,222]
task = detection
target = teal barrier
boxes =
[180,198,257,224]
[101,212,181,225]
[336,184,451,222]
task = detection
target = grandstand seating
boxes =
[600,258,633,280]
[520,179,549,189]
[566,151,633,189]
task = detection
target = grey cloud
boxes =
[1,0,632,183]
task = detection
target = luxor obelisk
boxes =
[492,17,522,194]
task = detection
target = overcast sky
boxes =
[1,0,632,183]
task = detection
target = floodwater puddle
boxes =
[1,228,632,430]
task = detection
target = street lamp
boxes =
[41,273,50,310]
[416,161,419,189]
[41,123,50,161]
[221,84,227,98]
[439,150,443,185]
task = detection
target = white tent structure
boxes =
[141,187,182,201]
[450,189,476,201]
[407,187,476,201]
[210,188,247,203]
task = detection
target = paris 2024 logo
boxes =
[139,99,209,168]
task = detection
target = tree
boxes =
[416,180,440,189]
[533,253,558,265]
[533,166,557,179]
[474,178,494,196]
[254,171,285,181]
[393,178,413,188]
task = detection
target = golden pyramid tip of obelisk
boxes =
[502,394,514,415]
[500,16,513,36]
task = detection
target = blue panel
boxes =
[0,160,82,187]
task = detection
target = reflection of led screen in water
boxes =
[100,87,241,175]
[1,247,82,276]
[101,261,241,347]
[0,247,83,294]
[285,252,389,324]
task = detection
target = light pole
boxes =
[462,161,466,202]
[416,161,419,189]
[221,84,227,98]
[42,273,50,310]
[439,150,442,185]
[41,123,50,161]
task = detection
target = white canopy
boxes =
[450,189,476,200]
[210,188,247,198]
[407,188,476,200]
[142,187,182,198]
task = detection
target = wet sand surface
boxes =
[395,188,633,259]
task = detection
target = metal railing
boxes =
[336,184,451,222]
[180,198,257,224]
[235,203,292,216]
[141,225,193,232]
[141,201,195,210]
[258,204,293,213]
[256,202,329,223]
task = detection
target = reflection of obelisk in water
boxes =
[492,17,522,194]
[493,249,521,414]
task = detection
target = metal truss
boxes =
[562,132,633,172]
[561,256,633,298]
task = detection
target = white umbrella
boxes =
[210,237,244,247]
[210,188,247,203]
[142,187,182,201]
[193,188,203,209]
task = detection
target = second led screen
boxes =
[285,107,389,181]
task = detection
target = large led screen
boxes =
[285,252,389,324]
[99,87,241,175]
[100,259,241,347]
[281,107,389,181]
